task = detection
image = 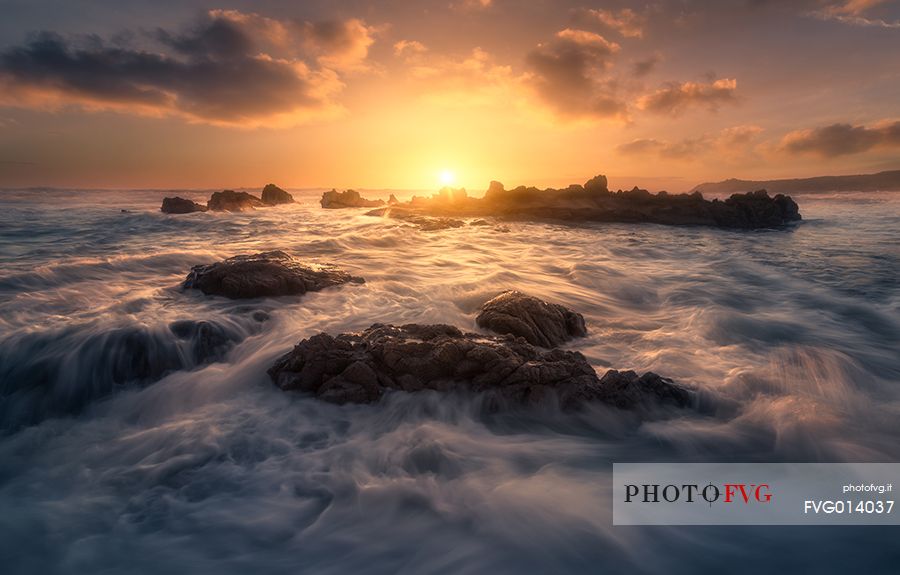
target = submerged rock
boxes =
[321,189,385,209]
[0,313,266,430]
[183,250,364,299]
[365,207,466,231]
[161,197,208,214]
[366,173,801,230]
[476,291,587,347]
[261,183,295,206]
[267,323,690,410]
[207,190,264,212]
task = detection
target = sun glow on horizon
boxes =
[439,169,456,186]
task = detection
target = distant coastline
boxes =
[690,169,900,195]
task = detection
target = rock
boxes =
[367,173,802,229]
[267,323,691,410]
[321,189,385,208]
[388,194,399,205]
[183,250,364,299]
[207,190,264,212]
[584,174,609,192]
[261,183,294,205]
[469,219,491,226]
[594,370,692,410]
[711,189,802,228]
[476,291,587,347]
[161,197,208,214]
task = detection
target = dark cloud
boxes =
[0,10,379,127]
[782,120,900,156]
[632,54,661,77]
[525,29,627,120]
[638,78,738,116]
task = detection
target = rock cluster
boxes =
[267,323,690,409]
[183,250,364,299]
[476,290,587,347]
[161,183,294,213]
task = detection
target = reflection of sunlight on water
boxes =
[0,189,898,573]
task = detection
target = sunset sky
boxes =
[0,0,898,191]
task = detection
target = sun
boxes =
[439,169,456,186]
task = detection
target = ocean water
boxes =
[0,188,898,574]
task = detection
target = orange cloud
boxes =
[810,0,900,27]
[524,29,627,121]
[638,78,739,116]
[584,8,645,38]
[616,125,764,160]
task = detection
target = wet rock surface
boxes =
[161,197,208,214]
[476,291,587,347]
[268,323,691,409]
[321,189,385,208]
[183,250,364,299]
[366,174,801,230]
[207,190,264,212]
[261,183,295,205]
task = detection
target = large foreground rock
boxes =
[183,250,364,299]
[261,183,295,205]
[321,189,385,208]
[268,323,690,409]
[161,197,207,214]
[476,291,587,347]
[207,190,264,212]
[366,174,802,230]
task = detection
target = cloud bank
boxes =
[0,10,378,127]
[782,120,900,156]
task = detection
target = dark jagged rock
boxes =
[261,183,294,205]
[207,190,264,212]
[183,250,364,299]
[267,323,691,410]
[388,194,399,205]
[365,207,466,231]
[161,197,208,214]
[365,173,801,229]
[476,290,587,347]
[320,189,385,208]
[584,174,609,192]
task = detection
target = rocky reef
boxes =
[321,189,385,209]
[161,184,294,213]
[364,175,801,229]
[160,197,208,214]
[261,183,295,205]
[268,323,691,409]
[476,290,587,347]
[183,250,364,299]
